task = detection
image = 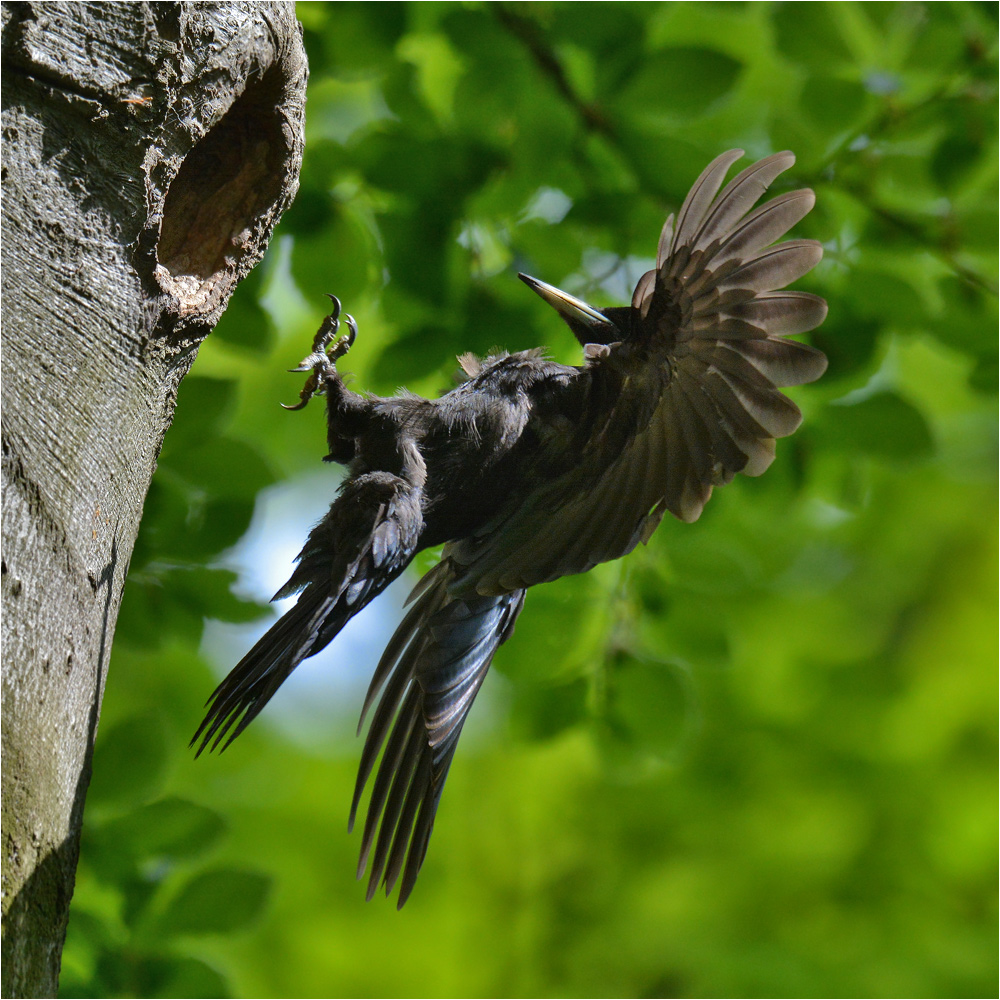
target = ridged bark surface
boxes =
[0,4,306,995]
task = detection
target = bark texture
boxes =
[0,4,307,995]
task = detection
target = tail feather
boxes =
[350,558,525,908]
[192,471,422,757]
[350,650,414,830]
[365,719,427,901]
[192,591,338,756]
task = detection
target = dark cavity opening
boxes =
[157,67,287,305]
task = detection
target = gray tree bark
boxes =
[0,4,307,995]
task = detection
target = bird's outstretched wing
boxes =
[452,150,828,595]
[192,472,423,755]
[349,557,525,907]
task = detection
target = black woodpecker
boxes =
[193,149,828,907]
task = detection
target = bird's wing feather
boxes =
[191,472,422,755]
[350,559,525,907]
[452,150,827,595]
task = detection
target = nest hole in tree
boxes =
[157,67,288,310]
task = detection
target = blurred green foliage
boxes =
[63,3,997,997]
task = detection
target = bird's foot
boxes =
[282,295,359,411]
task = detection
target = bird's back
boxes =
[413,350,581,549]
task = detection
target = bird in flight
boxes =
[193,148,828,907]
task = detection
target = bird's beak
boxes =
[518,273,618,340]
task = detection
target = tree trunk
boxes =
[0,4,307,995]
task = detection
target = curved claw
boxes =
[316,295,343,353]
[282,370,321,410]
[282,296,358,411]
[330,315,358,360]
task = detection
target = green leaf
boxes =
[773,4,853,70]
[165,437,275,500]
[163,377,237,455]
[281,152,340,237]
[128,478,188,571]
[305,77,396,145]
[289,206,377,308]
[134,481,255,564]
[167,567,268,625]
[548,3,645,98]
[810,305,879,382]
[968,353,998,395]
[954,201,999,251]
[309,3,408,77]
[932,277,997,357]
[88,715,169,807]
[172,498,256,561]
[158,868,272,936]
[496,572,605,685]
[613,126,710,201]
[665,531,759,596]
[101,797,226,863]
[800,77,870,133]
[849,269,927,330]
[459,288,539,357]
[930,134,985,192]
[371,323,457,391]
[617,48,742,119]
[905,10,966,72]
[121,876,160,930]
[133,955,232,999]
[598,654,691,762]
[513,676,590,742]
[114,573,204,650]
[211,267,274,352]
[824,390,934,460]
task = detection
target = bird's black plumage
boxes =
[193,149,828,907]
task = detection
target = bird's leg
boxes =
[282,295,359,411]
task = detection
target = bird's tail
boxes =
[192,471,422,756]
[348,557,525,908]
[191,587,345,756]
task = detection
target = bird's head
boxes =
[518,273,634,348]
